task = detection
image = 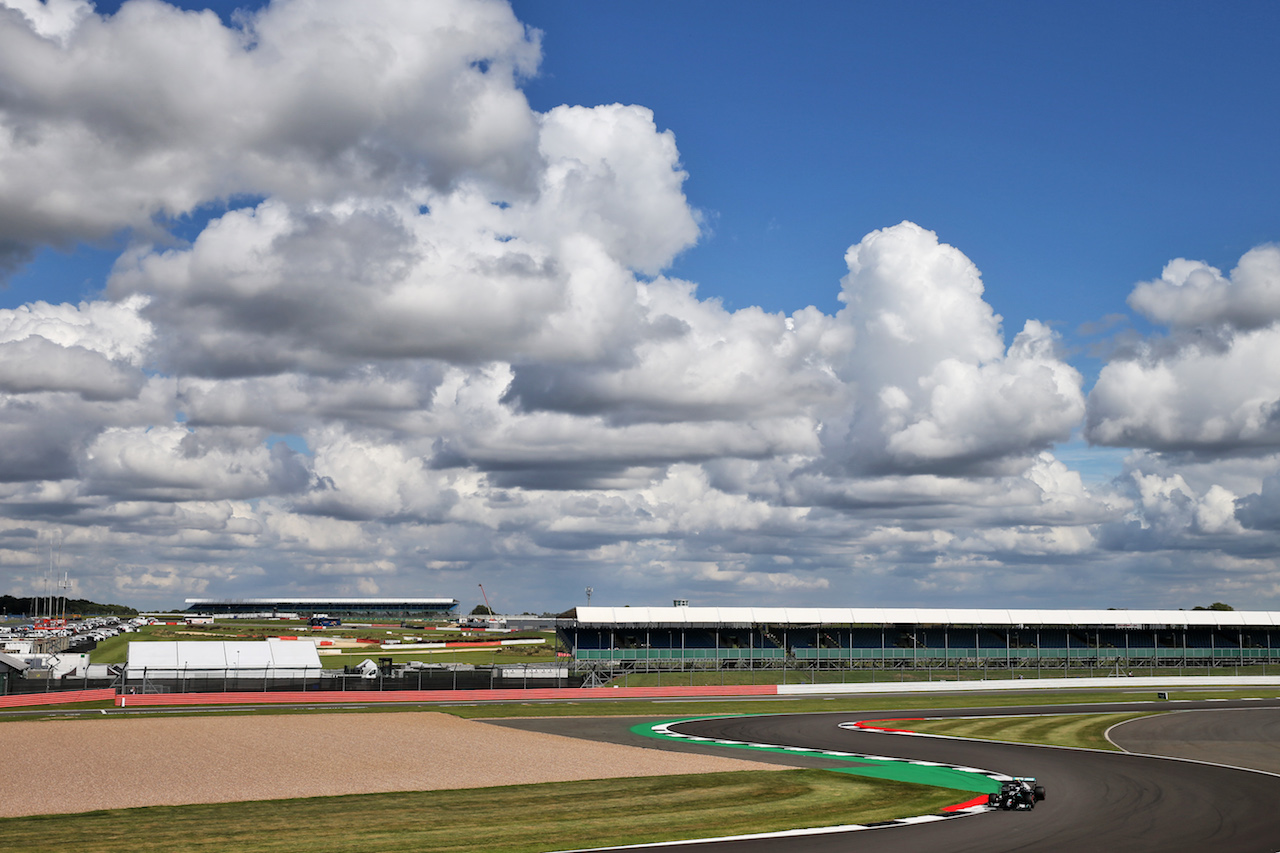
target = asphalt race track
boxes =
[1111,706,1280,774]
[502,697,1280,853]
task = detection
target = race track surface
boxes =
[1111,706,1280,774]
[503,697,1280,853]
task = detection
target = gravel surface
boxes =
[0,712,782,818]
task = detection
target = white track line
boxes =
[540,719,997,852]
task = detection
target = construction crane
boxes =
[465,584,507,630]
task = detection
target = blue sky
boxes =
[1,0,1279,612]
[515,1,1280,358]
[18,2,1280,367]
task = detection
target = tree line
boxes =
[0,595,138,617]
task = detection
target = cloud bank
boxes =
[1,0,1277,611]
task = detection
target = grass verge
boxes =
[890,712,1159,751]
[5,686,1274,724]
[444,687,1279,719]
[0,770,962,853]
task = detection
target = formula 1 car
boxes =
[987,777,1046,810]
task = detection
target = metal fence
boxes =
[118,664,584,695]
[1,676,119,696]
[570,646,1280,687]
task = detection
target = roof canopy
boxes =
[185,598,457,606]
[574,606,1280,629]
[0,652,30,672]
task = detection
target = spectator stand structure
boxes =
[562,606,1280,684]
[183,597,459,621]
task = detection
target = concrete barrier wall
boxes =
[777,675,1280,695]
[101,675,1280,708]
[0,688,116,708]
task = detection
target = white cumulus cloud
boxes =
[1088,244,1280,453]
[2,0,1276,612]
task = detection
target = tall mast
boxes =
[59,571,72,621]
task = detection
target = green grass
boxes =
[891,712,1157,751]
[3,684,1269,850]
[7,686,1275,725]
[88,632,141,664]
[442,687,1280,719]
[5,677,1277,730]
[0,770,962,853]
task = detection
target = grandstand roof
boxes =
[575,606,1280,628]
[185,598,457,606]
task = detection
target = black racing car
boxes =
[987,777,1046,810]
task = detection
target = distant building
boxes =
[183,597,458,620]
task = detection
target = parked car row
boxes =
[1,616,153,652]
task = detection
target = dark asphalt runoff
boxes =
[499,697,1280,853]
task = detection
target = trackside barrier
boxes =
[0,688,117,708]
[115,684,777,707]
[109,674,1280,708]
[776,675,1280,695]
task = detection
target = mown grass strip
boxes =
[4,687,1271,725]
[896,712,1159,751]
[0,771,961,853]
[448,688,1276,719]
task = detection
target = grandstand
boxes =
[184,597,458,619]
[562,606,1280,673]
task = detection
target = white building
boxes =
[125,638,322,681]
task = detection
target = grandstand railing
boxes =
[573,646,1280,666]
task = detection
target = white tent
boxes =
[126,638,321,680]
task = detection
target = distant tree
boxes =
[1191,602,1234,611]
[0,594,137,616]
[470,604,493,616]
